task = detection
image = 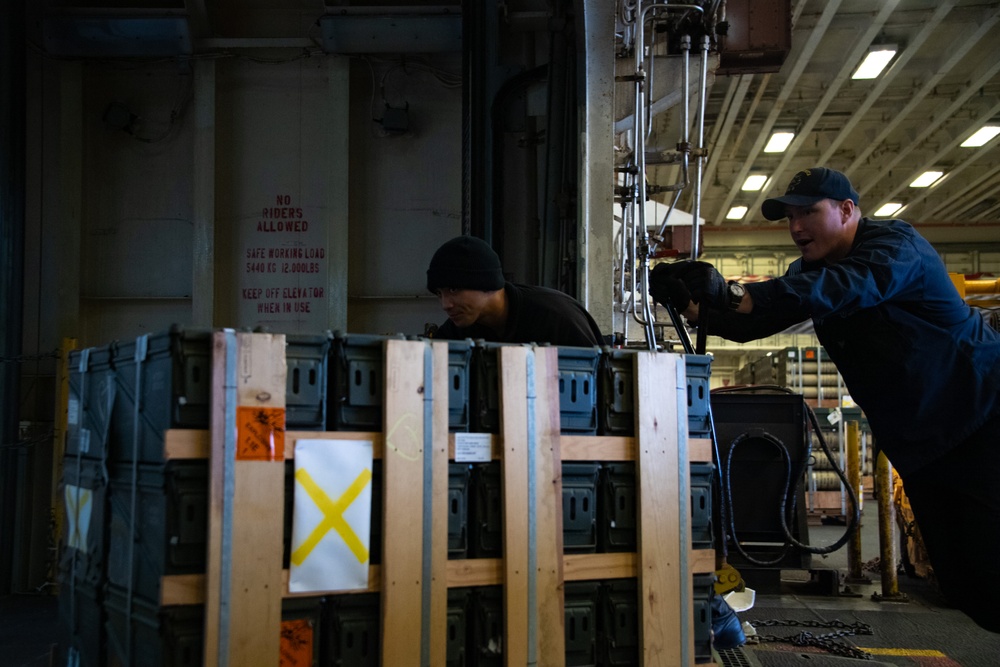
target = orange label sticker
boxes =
[280,618,313,667]
[236,406,286,460]
[805,349,816,359]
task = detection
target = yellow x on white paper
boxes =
[291,467,372,566]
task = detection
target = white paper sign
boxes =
[454,432,492,462]
[289,439,373,593]
[827,407,842,426]
[67,398,79,426]
[64,484,93,551]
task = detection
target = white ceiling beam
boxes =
[867,97,1000,212]
[924,160,1000,220]
[970,193,1000,222]
[711,0,842,224]
[816,1,956,166]
[856,58,1000,201]
[724,73,770,163]
[845,9,1000,179]
[744,0,902,222]
[699,74,752,215]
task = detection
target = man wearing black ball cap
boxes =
[648,167,1000,633]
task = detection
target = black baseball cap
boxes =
[761,168,860,221]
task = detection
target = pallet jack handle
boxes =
[661,303,743,592]
[662,301,708,356]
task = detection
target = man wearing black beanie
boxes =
[426,235,604,347]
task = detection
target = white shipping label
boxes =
[454,432,492,462]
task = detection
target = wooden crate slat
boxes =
[160,573,205,606]
[564,552,635,581]
[380,339,429,667]
[532,346,567,667]
[560,434,634,460]
[164,428,209,459]
[635,351,692,667]
[165,429,386,460]
[499,345,530,667]
[689,437,713,463]
[163,547,717,606]
[203,331,286,667]
[286,430,384,457]
[168,430,702,465]
[690,548,717,575]
[429,342,450,667]
[446,558,503,588]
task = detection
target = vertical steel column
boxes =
[873,451,908,602]
[0,0,27,594]
[845,421,869,584]
[689,34,710,260]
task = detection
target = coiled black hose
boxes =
[712,385,862,567]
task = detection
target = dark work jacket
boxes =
[706,217,1000,476]
[433,282,604,347]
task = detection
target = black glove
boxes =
[649,263,692,311]
[659,260,729,310]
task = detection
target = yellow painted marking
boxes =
[385,413,421,462]
[864,648,947,657]
[291,467,372,566]
[64,486,92,550]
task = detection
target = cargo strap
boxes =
[525,347,538,666]
[420,342,433,667]
[218,329,238,666]
[68,348,90,638]
[674,355,693,667]
[125,334,149,665]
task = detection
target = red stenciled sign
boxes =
[240,194,328,327]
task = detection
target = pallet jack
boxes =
[660,299,862,599]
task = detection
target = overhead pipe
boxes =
[649,31,710,254]
[620,3,705,349]
[682,33,709,259]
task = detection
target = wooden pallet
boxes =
[160,335,714,667]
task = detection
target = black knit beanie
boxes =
[426,236,505,292]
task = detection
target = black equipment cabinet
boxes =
[710,392,811,571]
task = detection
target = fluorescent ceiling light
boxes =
[852,46,897,80]
[874,202,904,217]
[961,125,1000,147]
[909,171,943,188]
[763,132,795,153]
[741,175,768,191]
[726,206,748,220]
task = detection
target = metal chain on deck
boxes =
[750,619,875,661]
